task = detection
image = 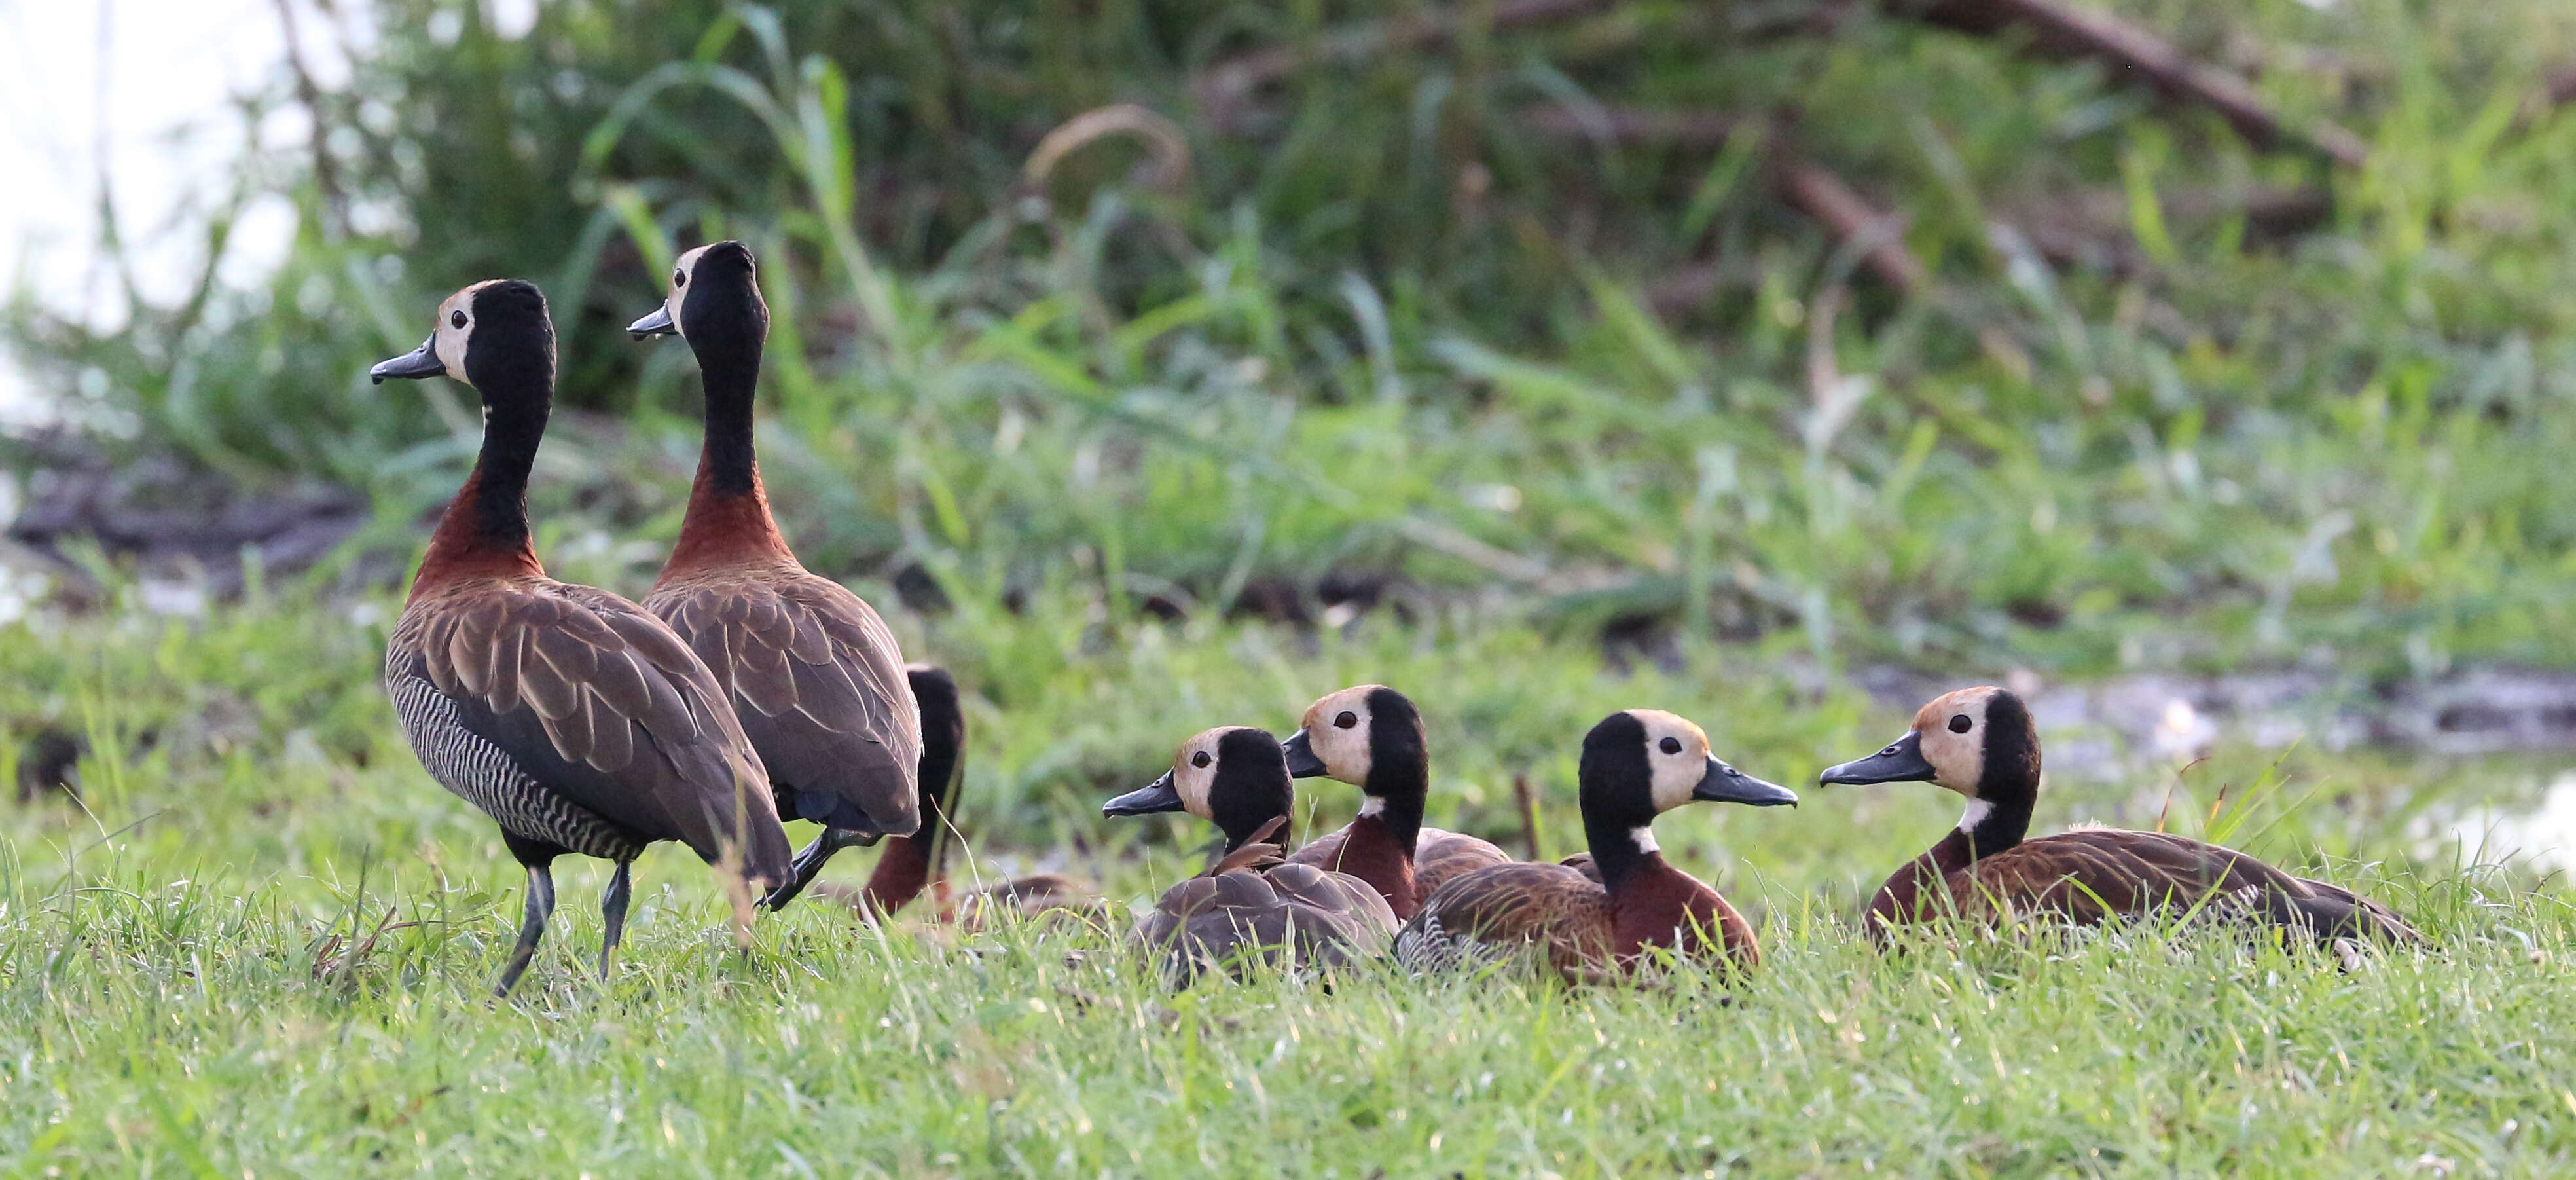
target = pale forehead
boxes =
[439,279,507,315]
[1301,684,1380,729]
[1180,724,1253,760]
[1627,709,1707,746]
[674,244,714,274]
[1913,687,2000,730]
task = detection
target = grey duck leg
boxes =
[495,863,556,997]
[598,859,633,981]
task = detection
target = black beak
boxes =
[627,304,678,339]
[1280,729,1326,778]
[1692,757,1800,807]
[1104,769,1185,817]
[1819,731,1937,786]
[369,336,444,384]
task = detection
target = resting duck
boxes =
[1279,685,1513,919]
[1819,686,2422,950]
[814,665,1098,926]
[1394,710,1796,982]
[629,241,921,910]
[1104,727,1396,983]
[370,280,790,995]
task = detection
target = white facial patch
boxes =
[1356,796,1386,818]
[1627,826,1660,854]
[1170,727,1237,822]
[1298,685,1378,786]
[664,244,710,341]
[1631,709,1713,813]
[1914,688,1996,794]
[1956,798,1995,834]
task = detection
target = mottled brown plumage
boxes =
[1394,710,1796,983]
[1280,686,1512,919]
[630,244,920,910]
[1106,728,1396,984]
[1821,687,2422,950]
[371,280,789,995]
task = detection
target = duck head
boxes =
[370,279,555,403]
[1106,726,1296,851]
[1582,710,1797,832]
[1817,686,2042,826]
[1280,684,1425,796]
[628,240,767,348]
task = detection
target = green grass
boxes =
[0,583,2569,1175]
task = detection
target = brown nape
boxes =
[1390,711,1764,984]
[1861,690,2422,951]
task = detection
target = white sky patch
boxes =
[0,0,355,418]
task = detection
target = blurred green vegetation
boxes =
[9,0,2576,681]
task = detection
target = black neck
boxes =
[695,334,763,498]
[1580,810,1662,892]
[1359,748,1426,855]
[469,399,547,547]
[1957,784,2035,862]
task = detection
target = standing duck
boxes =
[1394,710,1795,983]
[370,280,791,995]
[815,665,1097,925]
[628,242,921,908]
[1818,686,2422,949]
[1104,727,1396,984]
[1278,685,1513,919]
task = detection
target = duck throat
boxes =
[666,345,792,572]
[1580,811,1668,894]
[414,403,545,593]
[1869,788,2036,929]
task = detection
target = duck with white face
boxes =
[1819,686,2423,951]
[370,280,791,996]
[1392,709,1796,984]
[1104,726,1396,985]
[626,242,926,912]
[1277,685,1514,919]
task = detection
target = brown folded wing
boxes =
[1945,830,2423,944]
[647,571,922,834]
[1136,860,1396,985]
[1415,827,1514,893]
[389,578,789,882]
[1395,862,1614,983]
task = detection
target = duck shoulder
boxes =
[1136,858,1394,984]
[1899,828,2422,944]
[1414,827,1516,894]
[646,567,922,832]
[386,576,790,882]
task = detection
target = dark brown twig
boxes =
[1512,773,1544,862]
[1892,0,2368,168]
[270,0,348,236]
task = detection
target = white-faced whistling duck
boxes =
[1818,686,2422,953]
[1279,685,1512,919]
[814,665,1098,926]
[1394,710,1796,983]
[1105,726,1397,984]
[628,242,922,909]
[371,280,790,995]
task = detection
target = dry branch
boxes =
[1891,0,2368,168]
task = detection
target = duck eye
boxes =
[449,310,467,330]
[1334,711,1358,729]
[673,268,687,288]
[1191,750,1210,769]
[1949,714,1972,734]
[1659,736,1682,755]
